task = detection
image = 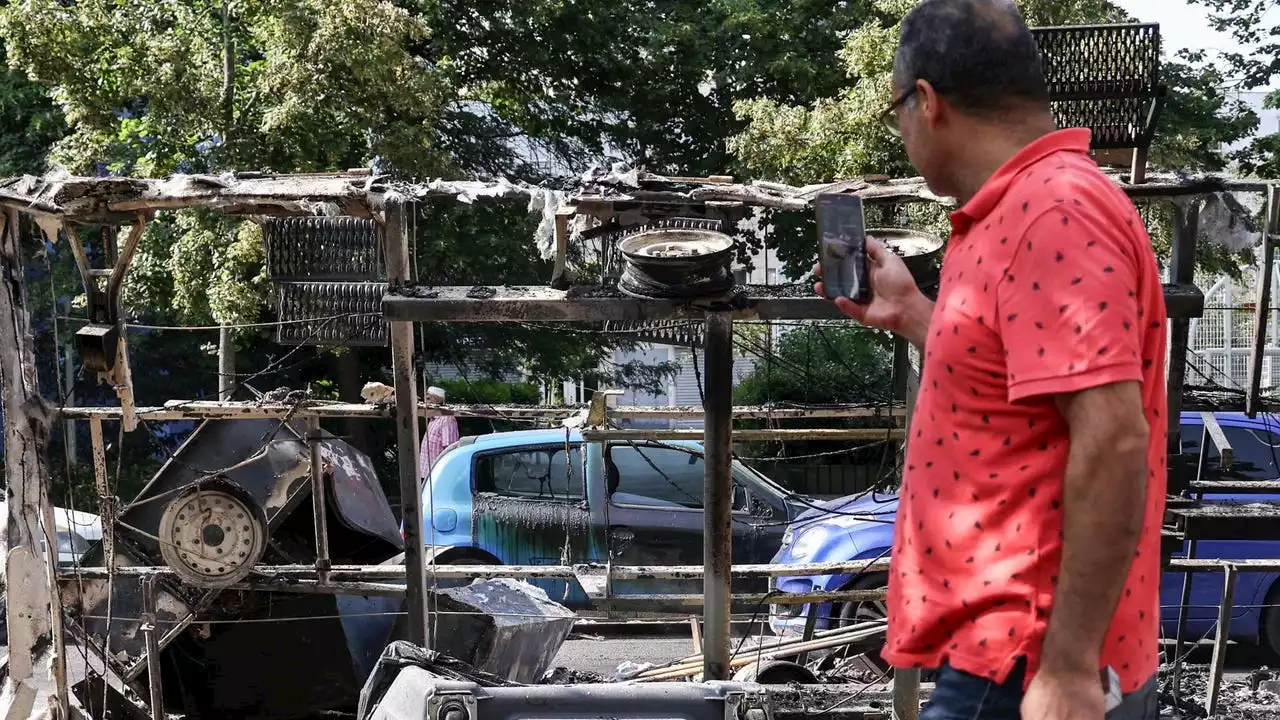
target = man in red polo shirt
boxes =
[815,1,1166,718]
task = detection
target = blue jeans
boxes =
[920,660,1158,720]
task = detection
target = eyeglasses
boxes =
[880,86,918,137]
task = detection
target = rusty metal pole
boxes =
[1205,565,1238,716]
[702,311,734,681]
[1247,185,1280,417]
[141,577,165,720]
[385,193,428,648]
[891,337,920,720]
[0,208,58,720]
[307,416,331,581]
[1166,202,1198,448]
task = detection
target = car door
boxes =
[604,442,758,603]
[1166,418,1280,628]
[470,443,588,603]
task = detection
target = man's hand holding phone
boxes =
[813,237,935,350]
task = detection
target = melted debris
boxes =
[565,284,624,299]
[540,667,609,684]
[1160,665,1280,719]
[398,286,440,299]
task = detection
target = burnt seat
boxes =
[1031,23,1165,183]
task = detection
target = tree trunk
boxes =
[219,325,235,400]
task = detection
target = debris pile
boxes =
[1159,665,1280,720]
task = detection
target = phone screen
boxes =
[815,193,870,303]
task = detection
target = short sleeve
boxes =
[997,205,1144,402]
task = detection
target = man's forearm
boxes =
[897,294,936,352]
[1040,425,1148,672]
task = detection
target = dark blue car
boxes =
[768,412,1280,659]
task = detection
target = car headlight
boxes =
[781,527,795,546]
[789,526,830,561]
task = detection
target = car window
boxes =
[475,445,584,501]
[55,531,90,556]
[607,444,706,509]
[1180,423,1280,480]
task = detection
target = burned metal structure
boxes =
[0,18,1277,720]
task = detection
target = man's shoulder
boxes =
[1004,154,1141,237]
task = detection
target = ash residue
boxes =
[397,285,440,299]
[467,285,497,299]
[767,683,892,715]
[1181,501,1280,517]
[566,284,624,299]
[258,386,311,404]
[541,667,608,684]
[1160,665,1280,719]
[473,493,590,534]
[740,283,813,298]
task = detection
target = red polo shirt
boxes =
[881,128,1169,694]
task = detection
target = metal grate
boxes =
[263,216,386,281]
[1032,23,1163,150]
[276,282,389,346]
[603,320,704,347]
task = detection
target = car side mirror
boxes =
[732,484,750,511]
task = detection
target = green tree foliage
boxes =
[728,0,1261,281]
[1,0,448,178]
[427,0,877,176]
[732,324,896,468]
[0,46,62,176]
[1187,0,1280,178]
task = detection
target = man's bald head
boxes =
[893,0,1049,118]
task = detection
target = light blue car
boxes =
[414,428,807,609]
[768,412,1280,660]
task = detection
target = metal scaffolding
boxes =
[0,160,1274,719]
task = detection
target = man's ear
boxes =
[915,78,945,130]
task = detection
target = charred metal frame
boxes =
[0,155,1276,718]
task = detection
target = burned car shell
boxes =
[61,418,405,720]
[415,429,805,608]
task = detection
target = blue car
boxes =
[768,412,1280,659]
[416,428,807,609]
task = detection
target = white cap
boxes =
[427,386,446,401]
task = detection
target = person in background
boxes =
[419,385,459,478]
[814,1,1167,718]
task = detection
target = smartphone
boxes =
[815,193,870,303]
[1102,666,1122,713]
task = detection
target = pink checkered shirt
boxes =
[419,415,459,478]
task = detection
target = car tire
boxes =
[836,572,890,628]
[831,572,890,658]
[1262,582,1280,662]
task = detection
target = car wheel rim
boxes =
[847,597,888,626]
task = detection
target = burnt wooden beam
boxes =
[0,170,1272,222]
[1170,500,1280,541]
[65,558,895,581]
[1247,186,1280,417]
[0,209,62,719]
[58,400,903,421]
[382,283,1203,324]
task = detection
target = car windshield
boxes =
[731,457,793,500]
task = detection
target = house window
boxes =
[475,445,585,501]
